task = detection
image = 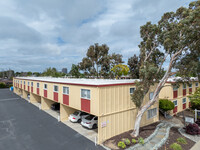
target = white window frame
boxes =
[37,83,39,88]
[31,82,33,87]
[63,86,69,95]
[81,89,90,100]
[130,88,135,94]
[189,83,192,88]
[173,100,178,107]
[196,82,199,87]
[182,98,186,104]
[54,85,58,92]
[24,81,26,85]
[147,108,157,119]
[149,92,154,100]
[21,81,22,84]
[44,84,47,90]
[28,82,30,86]
[183,83,186,89]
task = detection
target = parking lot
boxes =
[0,89,104,150]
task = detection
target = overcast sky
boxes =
[0,0,191,72]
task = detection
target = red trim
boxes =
[54,92,58,102]
[31,87,33,93]
[63,94,69,105]
[81,98,90,113]
[37,88,40,95]
[14,78,135,87]
[44,90,47,98]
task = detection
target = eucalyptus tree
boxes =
[131,1,200,137]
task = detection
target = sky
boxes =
[0,0,191,72]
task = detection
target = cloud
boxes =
[0,0,192,72]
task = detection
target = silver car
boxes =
[69,111,88,123]
[81,115,98,129]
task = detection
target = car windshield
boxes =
[85,115,94,120]
[73,111,79,116]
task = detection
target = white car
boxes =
[81,115,98,129]
[69,111,88,123]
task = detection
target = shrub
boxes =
[159,99,175,111]
[170,143,182,150]
[188,88,200,110]
[118,141,126,149]
[177,137,187,144]
[185,123,200,135]
[132,139,137,144]
[0,83,6,88]
[125,138,131,145]
[195,119,200,126]
[138,137,144,145]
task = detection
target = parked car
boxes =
[81,115,98,129]
[51,103,60,111]
[69,111,88,123]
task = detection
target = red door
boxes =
[173,106,177,113]
[21,84,22,88]
[24,85,26,90]
[189,102,191,107]
[44,90,47,98]
[54,92,58,102]
[183,89,186,96]
[63,94,69,105]
[81,98,90,113]
[28,86,30,92]
[31,87,33,93]
[37,88,40,95]
[173,91,178,98]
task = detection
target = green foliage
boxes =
[125,138,131,145]
[27,72,32,76]
[188,88,200,110]
[117,141,126,149]
[42,67,64,77]
[159,99,175,111]
[69,64,81,78]
[177,137,187,144]
[128,54,140,79]
[131,82,145,108]
[131,139,137,144]
[138,137,144,145]
[111,64,129,78]
[170,143,182,150]
[0,83,6,88]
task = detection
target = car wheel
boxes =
[77,119,81,123]
[92,124,97,129]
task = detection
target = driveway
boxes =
[0,89,104,150]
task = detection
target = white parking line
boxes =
[0,98,19,102]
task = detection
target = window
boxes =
[149,92,154,100]
[173,85,178,91]
[21,81,22,84]
[81,89,90,99]
[182,98,186,104]
[173,100,177,106]
[130,88,135,94]
[63,87,69,95]
[147,108,157,119]
[44,84,47,89]
[183,83,186,89]
[189,83,192,88]
[24,81,25,85]
[37,83,39,88]
[31,82,33,87]
[54,85,58,92]
[28,82,30,86]
[196,82,199,87]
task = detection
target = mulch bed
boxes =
[103,122,160,150]
[158,127,195,150]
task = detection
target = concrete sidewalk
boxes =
[190,140,200,150]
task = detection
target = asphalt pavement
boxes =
[0,89,104,150]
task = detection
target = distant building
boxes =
[62,68,68,74]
